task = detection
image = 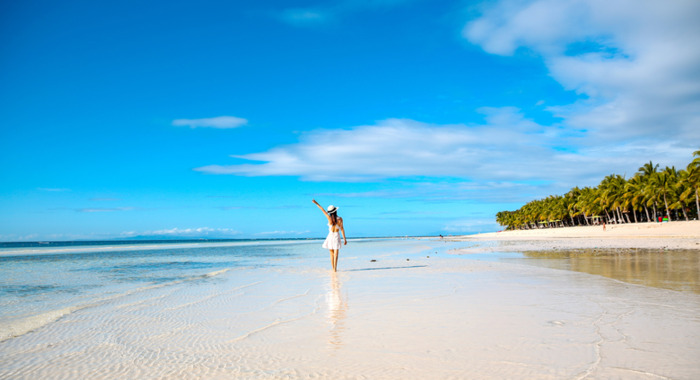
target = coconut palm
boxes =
[637,161,659,222]
[679,150,700,219]
[576,186,600,225]
[494,151,700,229]
[649,168,678,221]
[673,169,691,221]
[565,187,583,226]
[597,174,627,223]
[624,175,646,222]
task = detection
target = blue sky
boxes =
[1,0,699,241]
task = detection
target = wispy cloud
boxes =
[255,230,311,236]
[0,233,40,242]
[120,227,240,238]
[172,116,248,129]
[38,188,71,192]
[194,0,697,207]
[78,207,134,213]
[443,218,501,234]
[276,0,414,27]
[317,180,564,206]
[194,107,692,186]
[195,109,549,181]
[463,0,700,144]
[278,8,332,26]
[217,205,303,211]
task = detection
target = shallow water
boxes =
[0,238,434,343]
[1,238,699,379]
[0,240,330,343]
[463,248,700,294]
[488,248,700,294]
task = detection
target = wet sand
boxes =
[1,238,699,379]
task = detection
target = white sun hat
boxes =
[327,205,338,213]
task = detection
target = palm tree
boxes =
[598,175,627,223]
[565,187,583,226]
[674,169,691,221]
[495,151,700,228]
[624,175,646,222]
[637,161,659,222]
[577,186,600,225]
[680,150,700,219]
[650,167,678,221]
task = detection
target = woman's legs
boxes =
[329,249,340,271]
[329,250,337,272]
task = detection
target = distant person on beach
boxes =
[312,199,347,272]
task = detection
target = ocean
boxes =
[0,238,441,343]
[2,238,699,379]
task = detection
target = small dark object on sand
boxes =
[370,259,377,262]
[406,258,410,261]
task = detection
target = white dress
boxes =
[322,224,342,250]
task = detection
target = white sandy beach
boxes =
[457,220,700,251]
[1,234,699,379]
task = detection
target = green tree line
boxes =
[496,150,700,230]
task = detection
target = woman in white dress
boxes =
[312,199,347,272]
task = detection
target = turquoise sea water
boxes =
[3,238,698,344]
[0,240,318,341]
[0,238,448,342]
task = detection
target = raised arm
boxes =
[312,199,332,223]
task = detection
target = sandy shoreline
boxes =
[452,220,700,252]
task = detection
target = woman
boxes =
[312,199,347,272]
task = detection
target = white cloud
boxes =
[195,109,551,181]
[172,116,248,129]
[195,107,693,187]
[0,233,40,242]
[255,230,311,236]
[317,181,564,204]
[120,227,240,237]
[79,207,134,213]
[443,218,501,234]
[279,8,332,26]
[276,0,414,26]
[195,0,697,198]
[463,0,700,144]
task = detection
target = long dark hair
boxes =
[329,211,338,226]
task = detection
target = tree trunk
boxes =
[663,193,671,221]
[622,208,631,223]
[643,206,651,222]
[633,209,638,223]
[681,206,689,221]
[605,209,612,223]
[583,212,590,226]
[618,207,627,223]
[696,188,699,221]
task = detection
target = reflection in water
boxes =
[518,249,700,293]
[326,273,348,349]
